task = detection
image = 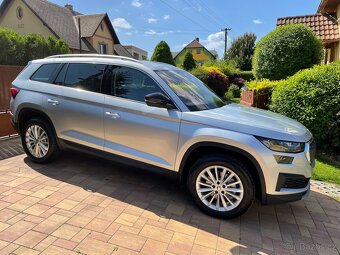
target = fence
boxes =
[0,65,24,137]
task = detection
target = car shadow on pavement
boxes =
[23,152,340,255]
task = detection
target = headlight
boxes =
[256,137,305,153]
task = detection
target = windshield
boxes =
[156,69,225,111]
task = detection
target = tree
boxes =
[151,41,175,66]
[224,32,256,71]
[252,24,323,80]
[182,51,196,70]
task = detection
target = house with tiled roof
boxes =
[277,0,340,63]
[173,38,217,66]
[0,0,132,57]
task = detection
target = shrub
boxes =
[230,77,246,87]
[191,65,229,97]
[271,62,340,152]
[182,51,196,71]
[246,79,281,91]
[206,71,229,97]
[203,60,240,77]
[239,70,254,81]
[190,66,208,82]
[0,27,25,65]
[151,41,175,66]
[253,24,323,80]
[0,28,70,65]
[225,32,256,71]
[228,84,241,98]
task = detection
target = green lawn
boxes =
[312,155,340,185]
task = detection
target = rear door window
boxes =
[31,64,60,83]
[64,63,106,93]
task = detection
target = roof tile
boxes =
[277,13,339,41]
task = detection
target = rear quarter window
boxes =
[30,63,60,83]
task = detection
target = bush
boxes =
[190,66,208,82]
[0,28,70,65]
[228,84,241,98]
[151,41,175,66]
[246,79,281,91]
[225,32,256,71]
[271,62,340,152]
[239,70,254,81]
[191,66,229,97]
[253,24,323,80]
[182,51,196,71]
[203,60,240,77]
[0,27,25,65]
[206,71,229,97]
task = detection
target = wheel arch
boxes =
[178,142,266,202]
[16,107,62,148]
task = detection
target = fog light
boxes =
[274,155,294,164]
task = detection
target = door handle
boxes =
[105,111,120,119]
[47,99,59,105]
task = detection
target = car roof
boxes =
[30,54,178,72]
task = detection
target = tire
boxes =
[21,118,59,163]
[188,155,255,218]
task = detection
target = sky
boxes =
[47,0,320,58]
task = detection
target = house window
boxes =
[196,49,201,54]
[133,52,139,60]
[16,6,23,20]
[98,43,107,54]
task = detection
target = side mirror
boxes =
[145,92,175,109]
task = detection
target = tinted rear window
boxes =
[64,63,105,93]
[31,64,60,82]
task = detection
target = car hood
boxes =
[182,103,312,142]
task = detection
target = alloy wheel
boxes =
[25,124,49,158]
[195,165,244,211]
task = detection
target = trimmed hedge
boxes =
[246,79,281,91]
[239,70,254,81]
[253,24,323,80]
[0,27,70,65]
[271,62,340,152]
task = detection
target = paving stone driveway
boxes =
[0,153,339,255]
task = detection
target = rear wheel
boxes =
[21,118,59,163]
[188,155,255,218]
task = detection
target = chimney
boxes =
[64,4,73,11]
[195,37,199,42]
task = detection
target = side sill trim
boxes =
[60,139,178,180]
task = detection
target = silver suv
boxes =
[10,54,315,218]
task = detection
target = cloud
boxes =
[163,14,170,20]
[147,18,157,24]
[145,29,157,35]
[125,32,133,36]
[131,0,142,7]
[201,31,225,50]
[253,19,263,24]
[112,18,132,30]
[144,29,173,36]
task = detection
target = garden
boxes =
[151,25,340,185]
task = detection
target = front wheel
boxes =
[188,155,255,218]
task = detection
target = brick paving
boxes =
[0,153,339,255]
[0,137,24,160]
